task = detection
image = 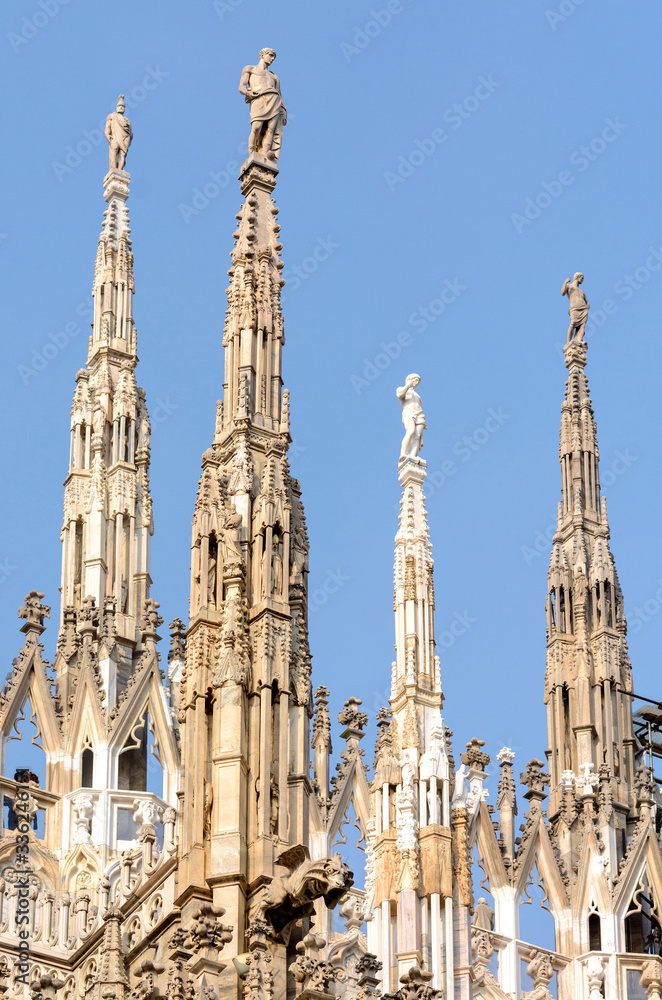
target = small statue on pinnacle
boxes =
[397,373,426,462]
[105,95,133,173]
[562,272,590,343]
[239,48,287,161]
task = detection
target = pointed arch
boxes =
[107,659,178,801]
[60,843,102,894]
[0,651,62,768]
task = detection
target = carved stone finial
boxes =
[520,758,549,803]
[187,903,233,954]
[462,737,490,771]
[105,94,133,173]
[397,374,426,463]
[312,686,332,751]
[18,590,50,633]
[289,933,339,994]
[338,696,368,733]
[576,760,600,797]
[496,746,515,765]
[140,598,164,640]
[238,49,287,162]
[386,965,442,1000]
[168,617,186,664]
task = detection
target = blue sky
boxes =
[1,0,662,829]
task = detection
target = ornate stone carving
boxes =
[289,933,343,994]
[312,686,332,751]
[338,697,368,732]
[29,975,66,1000]
[72,793,94,845]
[520,759,549,805]
[257,845,353,938]
[396,756,421,894]
[521,949,555,1000]
[244,923,275,1000]
[383,966,441,1000]
[186,903,233,954]
[640,958,662,1000]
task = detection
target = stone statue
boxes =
[92,403,106,437]
[271,536,283,596]
[239,49,287,161]
[397,373,426,462]
[220,506,242,563]
[473,897,495,931]
[290,527,308,585]
[105,95,133,173]
[562,272,590,343]
[207,554,217,607]
[452,764,468,808]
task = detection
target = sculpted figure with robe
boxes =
[239,49,287,160]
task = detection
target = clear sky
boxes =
[1,0,662,857]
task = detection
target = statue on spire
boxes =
[397,374,426,462]
[105,95,133,173]
[562,272,590,343]
[239,49,287,161]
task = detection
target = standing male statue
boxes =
[238,49,287,161]
[397,373,426,462]
[105,95,133,173]
[562,272,590,343]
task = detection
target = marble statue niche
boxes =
[219,505,242,563]
[239,49,287,160]
[397,373,426,461]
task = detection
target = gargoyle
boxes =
[257,845,353,939]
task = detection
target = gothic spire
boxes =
[364,377,463,997]
[545,301,636,819]
[392,376,442,716]
[60,98,152,672]
[178,53,329,954]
